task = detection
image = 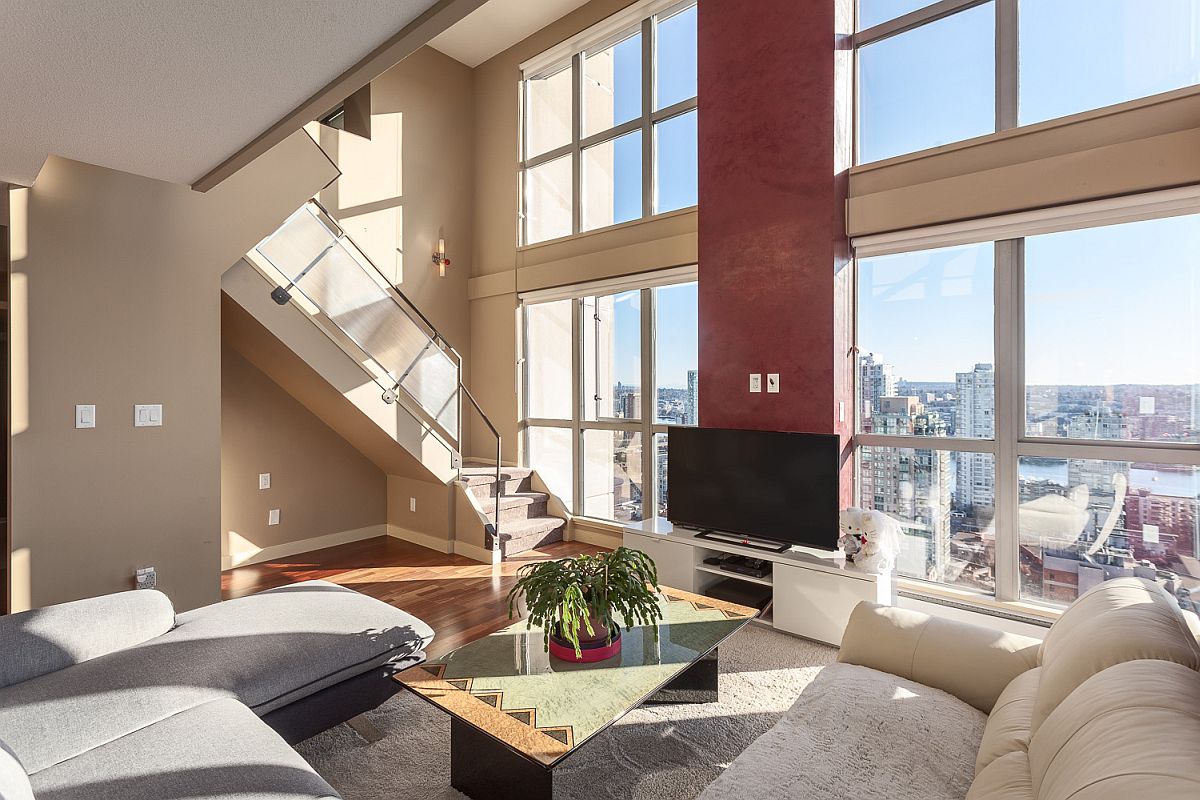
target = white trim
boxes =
[519,264,697,304]
[222,525,386,570]
[520,0,694,75]
[853,184,1200,256]
[572,524,622,548]
[386,524,453,554]
[452,539,502,564]
[1016,440,1200,467]
[855,433,997,454]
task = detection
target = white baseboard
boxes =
[386,524,454,554]
[453,539,500,564]
[222,524,386,570]
[572,526,621,549]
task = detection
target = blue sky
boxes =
[609,282,698,390]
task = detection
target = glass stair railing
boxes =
[250,200,503,546]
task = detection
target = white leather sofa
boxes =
[699,577,1200,800]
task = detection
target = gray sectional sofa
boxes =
[0,580,434,800]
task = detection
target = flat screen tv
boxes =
[667,427,840,552]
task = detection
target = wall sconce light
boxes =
[432,236,450,278]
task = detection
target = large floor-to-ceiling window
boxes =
[520,0,698,245]
[521,269,698,524]
[854,197,1200,609]
[855,0,1200,164]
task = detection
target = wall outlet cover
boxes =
[75,404,96,429]
[767,373,780,393]
[268,508,280,526]
[135,567,156,590]
[749,373,762,393]
[259,473,271,490]
[409,497,417,513]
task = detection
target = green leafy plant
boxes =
[507,547,663,657]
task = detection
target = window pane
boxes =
[654,109,698,213]
[1024,215,1200,444]
[858,0,939,30]
[583,290,641,420]
[655,4,697,109]
[1018,458,1199,609]
[654,432,669,519]
[582,130,642,231]
[654,282,698,424]
[524,299,573,419]
[857,243,995,438]
[584,30,641,137]
[584,429,643,522]
[857,3,994,163]
[859,446,996,593]
[1019,0,1200,126]
[527,427,574,509]
[525,156,572,244]
[526,64,572,157]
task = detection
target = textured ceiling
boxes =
[429,0,592,67]
[0,0,439,186]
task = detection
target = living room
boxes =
[2,1,1199,799]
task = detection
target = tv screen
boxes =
[667,427,840,551]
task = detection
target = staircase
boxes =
[460,466,566,557]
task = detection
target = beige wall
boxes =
[221,346,386,568]
[848,85,1200,236]
[9,132,336,611]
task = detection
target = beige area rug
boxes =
[297,624,838,800]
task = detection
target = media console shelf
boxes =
[624,518,895,646]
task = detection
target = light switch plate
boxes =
[767,373,780,393]
[134,404,163,427]
[749,373,762,393]
[268,509,280,526]
[259,473,271,490]
[75,404,96,429]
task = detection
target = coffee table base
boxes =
[448,649,721,800]
[451,718,553,800]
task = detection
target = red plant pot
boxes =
[548,624,622,663]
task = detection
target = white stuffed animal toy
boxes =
[838,507,901,575]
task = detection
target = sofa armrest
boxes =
[838,602,1041,713]
[0,590,175,689]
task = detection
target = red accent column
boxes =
[696,0,854,500]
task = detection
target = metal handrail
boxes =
[257,199,506,553]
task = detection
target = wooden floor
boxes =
[222,536,606,657]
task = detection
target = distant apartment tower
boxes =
[1065,412,1128,498]
[858,353,896,420]
[955,364,995,511]
[685,369,699,425]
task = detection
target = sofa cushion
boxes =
[0,590,175,689]
[0,738,34,800]
[975,666,1040,776]
[1027,659,1200,800]
[966,752,1034,800]
[697,663,986,800]
[28,698,340,800]
[165,580,435,713]
[1033,578,1200,733]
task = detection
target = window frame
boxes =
[519,0,699,246]
[519,265,699,524]
[852,185,1200,607]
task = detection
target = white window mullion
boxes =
[571,297,584,516]
[642,14,655,219]
[995,0,1019,131]
[642,286,656,519]
[993,237,1022,603]
[571,52,582,237]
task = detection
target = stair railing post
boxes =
[493,434,503,553]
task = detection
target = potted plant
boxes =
[507,547,663,662]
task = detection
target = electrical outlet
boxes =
[767,373,780,393]
[135,567,156,590]
[259,473,271,490]
[268,508,280,526]
[409,497,417,513]
[749,373,762,393]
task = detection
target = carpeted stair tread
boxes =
[478,492,549,513]
[499,515,566,538]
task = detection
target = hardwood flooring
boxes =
[222,536,607,657]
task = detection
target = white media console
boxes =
[623,518,894,646]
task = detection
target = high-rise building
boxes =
[685,369,698,425]
[955,364,995,511]
[858,353,896,420]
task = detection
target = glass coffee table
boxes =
[394,586,758,800]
